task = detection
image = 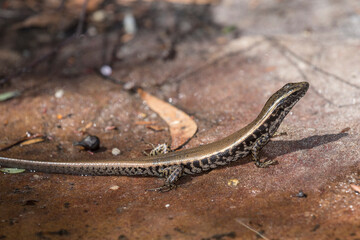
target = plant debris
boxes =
[20,138,45,146]
[135,121,158,125]
[0,91,20,102]
[77,122,93,133]
[0,168,26,174]
[350,184,360,194]
[138,89,197,150]
[0,133,47,152]
[146,125,166,132]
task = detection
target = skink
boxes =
[0,82,309,191]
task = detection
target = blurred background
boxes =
[1,1,360,240]
[1,0,359,84]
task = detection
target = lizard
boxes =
[0,82,309,191]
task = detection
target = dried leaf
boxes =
[105,126,117,131]
[350,184,360,193]
[146,125,166,132]
[137,112,147,118]
[78,122,93,132]
[0,134,46,151]
[0,91,20,102]
[138,89,197,149]
[84,122,93,129]
[227,179,239,187]
[19,137,45,146]
[0,168,26,174]
[341,127,351,133]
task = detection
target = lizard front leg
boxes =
[148,165,183,192]
[251,134,276,168]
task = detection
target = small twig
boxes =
[235,219,270,240]
[95,69,128,87]
[76,0,89,38]
[109,30,125,66]
[102,32,109,65]
[0,134,46,152]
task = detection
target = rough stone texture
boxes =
[1,2,360,240]
[213,0,360,36]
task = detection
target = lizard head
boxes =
[274,81,309,110]
[257,82,309,135]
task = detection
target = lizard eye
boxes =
[283,84,292,90]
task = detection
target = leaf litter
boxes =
[138,89,197,150]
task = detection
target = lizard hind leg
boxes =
[143,143,172,156]
[147,165,183,192]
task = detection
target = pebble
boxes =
[112,148,121,156]
[100,65,112,76]
[55,89,64,98]
[109,185,119,190]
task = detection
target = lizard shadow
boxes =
[179,132,349,185]
[263,132,348,162]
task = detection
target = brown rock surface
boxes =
[1,1,360,239]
